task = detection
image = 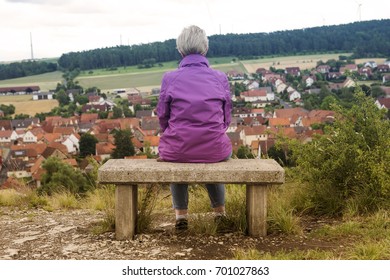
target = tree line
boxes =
[58,19,390,71]
[0,60,57,80]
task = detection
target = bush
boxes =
[38,157,93,195]
[292,88,390,216]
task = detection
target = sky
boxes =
[1,0,389,62]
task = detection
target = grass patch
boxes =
[83,185,115,234]
[0,189,24,206]
[138,184,161,233]
[48,191,79,210]
[233,248,336,260]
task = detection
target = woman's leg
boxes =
[170,183,189,218]
[205,183,226,215]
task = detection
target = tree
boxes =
[56,89,70,106]
[236,145,255,159]
[38,157,92,195]
[79,133,98,157]
[112,107,123,119]
[111,129,135,159]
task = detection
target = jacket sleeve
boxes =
[157,74,170,133]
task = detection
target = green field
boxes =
[76,57,245,91]
[0,71,63,91]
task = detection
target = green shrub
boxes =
[293,89,390,216]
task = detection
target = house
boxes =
[226,131,243,153]
[88,95,103,104]
[288,90,301,102]
[316,65,331,74]
[143,135,160,155]
[135,110,154,118]
[0,130,18,144]
[339,64,358,74]
[61,134,80,154]
[383,75,390,84]
[82,104,109,113]
[364,61,377,68]
[22,131,37,143]
[11,118,40,131]
[96,142,115,160]
[377,64,390,73]
[375,97,390,110]
[33,92,53,100]
[273,107,308,120]
[358,67,372,79]
[140,116,160,136]
[80,113,99,124]
[268,118,291,128]
[0,120,12,130]
[342,77,356,88]
[240,89,268,103]
[226,71,244,80]
[247,81,260,90]
[303,75,316,87]
[285,67,301,77]
[327,72,342,80]
[232,107,254,118]
[0,86,40,95]
[53,126,75,137]
[41,146,68,160]
[241,125,268,146]
[276,82,288,94]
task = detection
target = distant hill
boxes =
[1,19,389,80]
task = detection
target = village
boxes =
[0,58,390,190]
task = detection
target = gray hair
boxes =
[176,25,209,57]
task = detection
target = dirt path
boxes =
[0,208,341,260]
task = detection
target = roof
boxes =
[241,89,267,97]
[243,125,267,136]
[143,136,160,147]
[53,126,75,135]
[0,86,40,93]
[274,108,308,119]
[377,97,390,109]
[96,142,115,155]
[269,118,291,127]
[80,113,99,123]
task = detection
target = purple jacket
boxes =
[157,54,232,163]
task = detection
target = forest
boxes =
[1,19,389,79]
[0,60,57,80]
[56,19,390,71]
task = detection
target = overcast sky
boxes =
[1,0,389,62]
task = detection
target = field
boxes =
[0,95,58,116]
[242,53,351,72]
[76,57,245,91]
[0,71,63,92]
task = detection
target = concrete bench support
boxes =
[98,159,284,240]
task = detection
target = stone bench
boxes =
[98,159,285,240]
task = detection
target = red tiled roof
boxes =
[143,136,160,147]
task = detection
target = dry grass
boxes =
[242,53,352,73]
[0,95,58,116]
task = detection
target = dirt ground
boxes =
[0,207,346,260]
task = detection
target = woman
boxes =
[157,25,232,231]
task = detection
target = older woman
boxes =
[157,25,232,231]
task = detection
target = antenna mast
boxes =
[30,32,34,60]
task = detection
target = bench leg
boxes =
[246,184,268,237]
[115,184,138,240]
